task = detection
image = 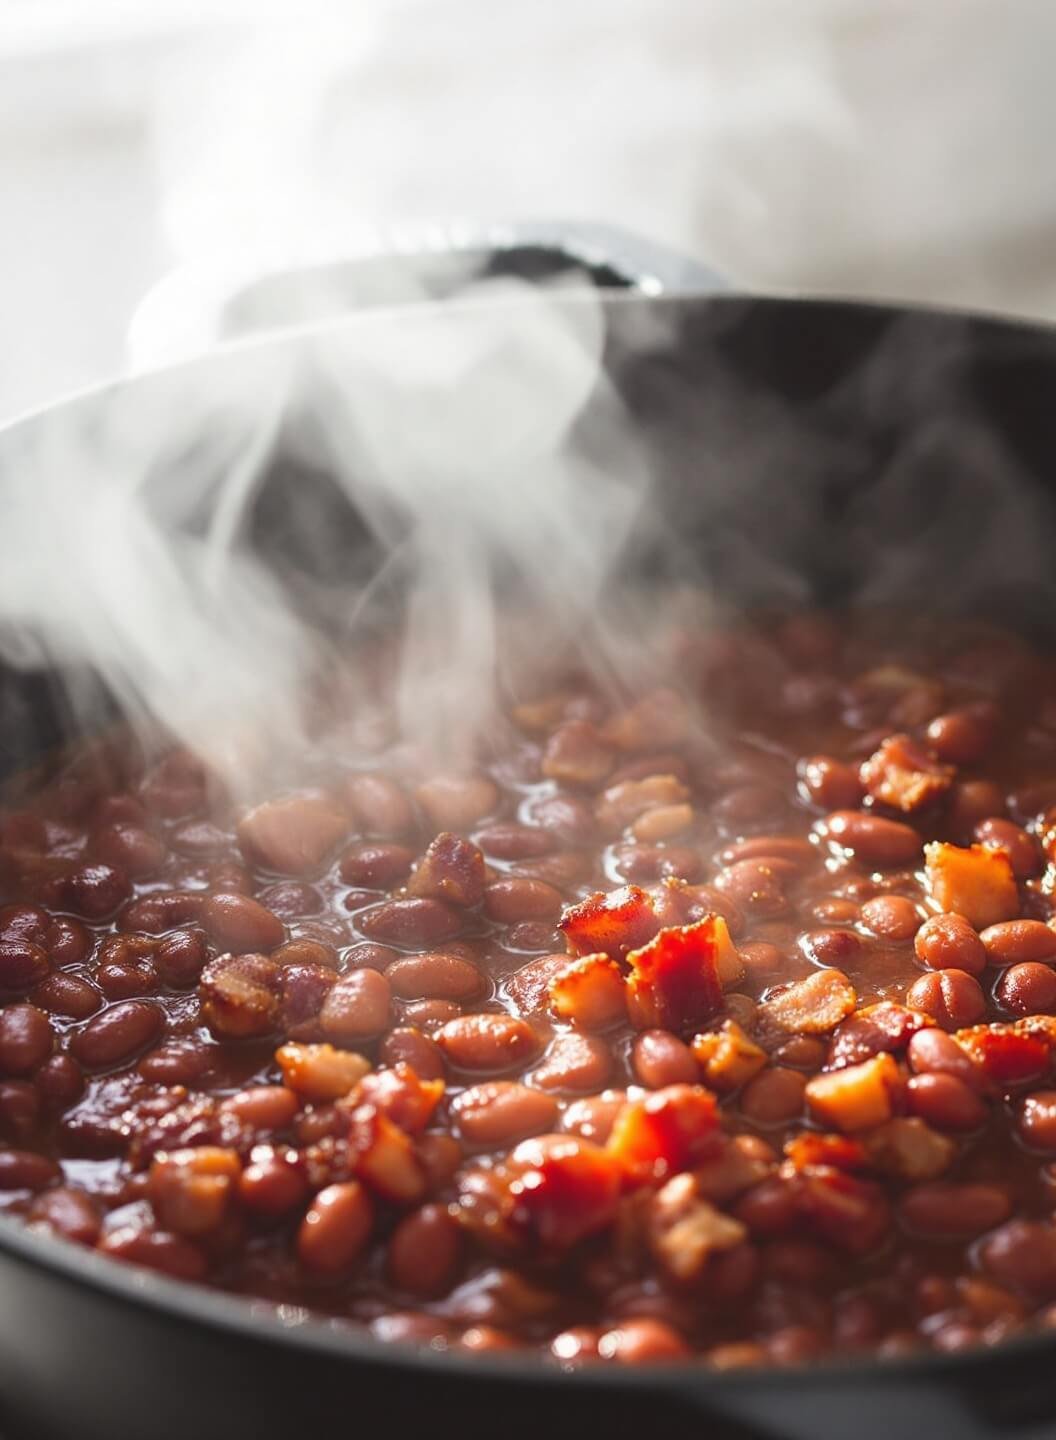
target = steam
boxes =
[0,281,660,787]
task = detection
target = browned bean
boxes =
[35,1054,83,1110]
[0,1149,60,1190]
[416,775,498,831]
[975,817,1041,880]
[772,1036,828,1071]
[61,863,132,920]
[528,793,596,844]
[297,1181,374,1273]
[385,952,481,1001]
[738,942,783,982]
[279,962,337,1035]
[946,780,1007,838]
[598,1318,689,1363]
[319,970,391,1042]
[906,1073,986,1131]
[238,1151,309,1216]
[0,1080,38,1141]
[453,1082,559,1146]
[346,774,415,837]
[810,898,860,926]
[221,1085,299,1132]
[154,929,209,987]
[797,757,863,811]
[899,1181,1010,1238]
[981,919,1056,968]
[0,939,50,992]
[905,970,985,1030]
[28,1185,101,1244]
[859,895,921,941]
[70,1001,163,1069]
[560,1091,628,1144]
[531,1033,612,1093]
[484,879,563,924]
[979,1220,1056,1301]
[96,954,158,1000]
[436,1014,539,1072]
[739,1068,806,1126]
[343,942,398,972]
[149,1146,242,1235]
[0,1005,54,1075]
[417,1132,463,1193]
[99,1225,206,1282]
[45,917,90,966]
[798,928,863,969]
[257,881,324,920]
[906,1028,983,1087]
[611,844,701,883]
[339,843,415,889]
[202,892,284,953]
[926,707,995,766]
[358,899,461,947]
[138,1042,212,1087]
[632,1031,698,1089]
[820,811,921,867]
[379,1027,445,1080]
[31,972,102,1020]
[199,953,280,1038]
[92,823,167,878]
[913,913,988,976]
[996,962,1056,1015]
[401,999,461,1030]
[119,891,205,934]
[719,836,816,867]
[387,1204,463,1296]
[475,824,554,860]
[1018,1091,1056,1151]
[713,859,790,917]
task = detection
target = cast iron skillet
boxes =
[1,239,1056,1439]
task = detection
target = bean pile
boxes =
[6,608,1056,1368]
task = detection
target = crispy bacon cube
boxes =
[625,917,739,1031]
[863,1117,955,1181]
[407,832,486,909]
[646,1172,747,1283]
[347,1103,427,1204]
[954,1021,1052,1087]
[924,841,1019,930]
[804,1053,902,1132]
[559,884,662,962]
[606,1084,720,1183]
[548,954,627,1030]
[504,1134,622,1248]
[346,1063,444,1135]
[859,733,954,813]
[760,969,857,1036]
[691,1020,767,1092]
[784,1132,869,1172]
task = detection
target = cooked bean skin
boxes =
[11,608,1056,1368]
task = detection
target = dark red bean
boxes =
[906,1028,983,1088]
[0,940,50,992]
[979,1220,1056,1301]
[61,863,132,920]
[484,879,563,924]
[358,899,461,947]
[859,895,920,941]
[474,824,554,860]
[632,1031,698,1089]
[906,1073,986,1131]
[70,1001,163,1069]
[980,919,1056,968]
[926,707,995,766]
[798,756,863,811]
[798,928,863,968]
[319,970,391,1042]
[154,929,209,987]
[0,1005,54,1075]
[1018,1091,1056,1151]
[119,891,205,934]
[387,1204,463,1296]
[257,881,324,919]
[28,1186,101,1244]
[44,917,90,966]
[91,823,167,878]
[0,1150,60,1190]
[820,812,921,867]
[386,953,481,1001]
[379,1027,445,1080]
[138,1042,212,1087]
[900,1182,1010,1238]
[740,1068,806,1126]
[31,972,101,1021]
[202,892,284,953]
[239,1153,308,1217]
[914,914,987,976]
[0,1080,39,1141]
[99,1226,207,1282]
[35,1054,84,1109]
[339,843,415,889]
[297,1181,374,1273]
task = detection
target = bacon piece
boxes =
[954,1020,1052,1086]
[347,1063,444,1135]
[504,1134,622,1249]
[691,1020,766,1092]
[794,1163,891,1254]
[625,917,740,1031]
[859,733,954,813]
[804,1053,901,1132]
[559,884,661,962]
[347,1103,427,1204]
[760,969,857,1036]
[827,1001,930,1070]
[924,841,1019,930]
[275,1042,370,1102]
[784,1132,868,1172]
[548,954,626,1030]
[646,1172,747,1283]
[406,832,486,909]
[863,1117,955,1181]
[606,1084,719,1183]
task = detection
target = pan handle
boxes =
[126,220,730,369]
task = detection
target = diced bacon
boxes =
[347,1103,427,1204]
[646,1172,747,1282]
[346,1063,444,1135]
[859,733,954,813]
[275,1042,370,1102]
[924,842,1019,930]
[827,1002,930,1070]
[505,1134,623,1248]
[548,954,627,1030]
[794,1163,891,1254]
[626,918,739,1031]
[862,1117,955,1181]
[406,832,486,909]
[954,1020,1053,1087]
[804,1053,902,1132]
[559,884,662,962]
[691,1020,766,1092]
[760,969,857,1036]
[606,1084,719,1183]
[784,1133,868,1172]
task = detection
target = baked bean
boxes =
[358,899,461,947]
[740,1068,807,1126]
[979,1220,1056,1300]
[339,843,415,889]
[437,1015,539,1072]
[900,1182,1011,1238]
[202,892,284,954]
[154,929,209,987]
[346,774,415,837]
[906,1028,983,1087]
[385,952,481,1001]
[149,1146,241,1236]
[0,1080,38,1141]
[45,917,90,966]
[1018,1091,1056,1151]
[99,1225,206,1282]
[810,899,860,926]
[798,756,863,812]
[798,928,863,969]
[0,1004,53,1075]
[926,707,995,766]
[401,999,462,1030]
[199,953,281,1038]
[560,1091,628,1145]
[221,1085,298,1132]
[905,970,985,1030]
[475,823,554,861]
[91,823,167,878]
[34,1054,83,1109]
[257,881,324,920]
[598,1318,689,1363]
[96,953,158,1000]
[61,863,132,920]
[906,1073,986,1131]
[981,919,1056,968]
[738,942,783,982]
[454,1082,558,1146]
[632,1031,698,1089]
[713,859,790,916]
[138,1042,212,1087]
[31,972,101,1020]
[996,962,1056,1015]
[0,1150,60,1190]
[860,895,921,941]
[319,970,391,1042]
[297,1181,374,1273]
[0,939,49,992]
[772,1036,828,1070]
[820,812,921,867]
[239,1152,309,1217]
[207,860,252,894]
[380,1027,445,1080]
[945,780,1006,838]
[417,1132,463,1192]
[71,1001,163,1069]
[531,1033,612,1093]
[343,942,398,972]
[28,1186,101,1245]
[975,818,1041,880]
[484,879,563,924]
[279,962,337,1035]
[387,1204,463,1296]
[611,844,701,883]
[416,775,498,831]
